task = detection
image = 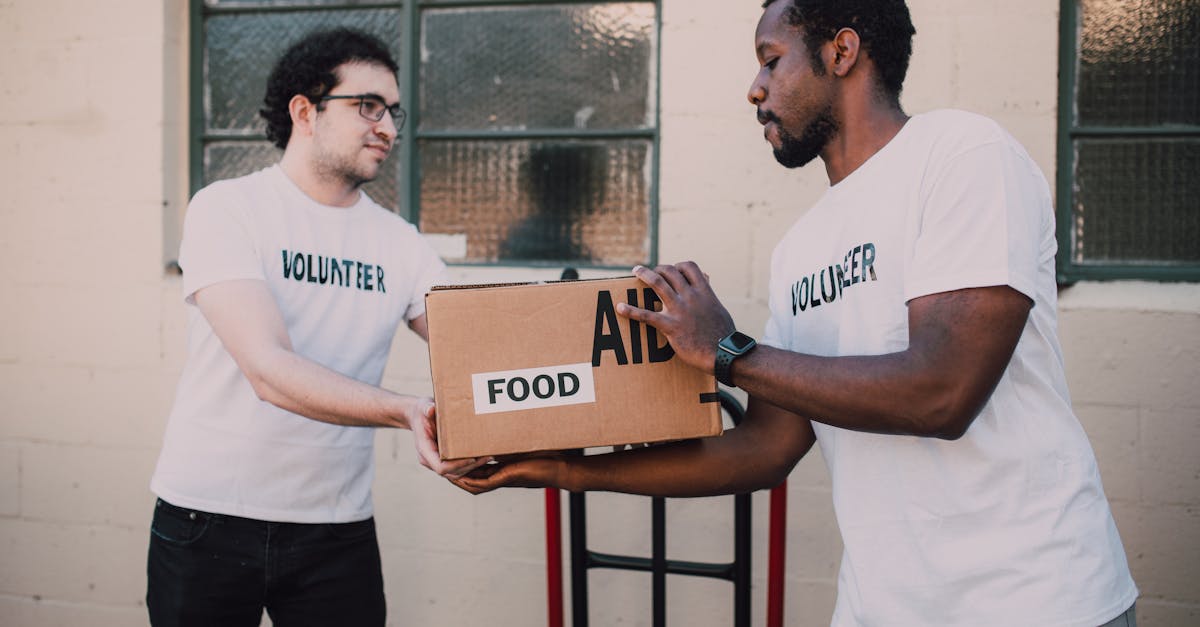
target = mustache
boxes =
[757,108,780,126]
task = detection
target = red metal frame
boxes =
[766,481,787,627]
[545,488,564,627]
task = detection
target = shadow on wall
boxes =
[499,143,608,263]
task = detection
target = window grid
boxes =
[189,0,661,269]
[1056,0,1200,283]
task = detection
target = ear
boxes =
[828,27,861,78]
[288,94,317,139]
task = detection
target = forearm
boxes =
[731,346,959,438]
[454,397,815,496]
[731,288,1029,439]
[245,346,417,429]
[193,280,424,430]
[563,441,771,497]
[620,267,1029,441]
[560,401,813,497]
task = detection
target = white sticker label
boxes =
[471,362,597,415]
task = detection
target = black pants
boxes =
[146,498,386,627]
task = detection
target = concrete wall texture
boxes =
[1,0,1197,625]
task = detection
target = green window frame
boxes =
[189,0,661,270]
[1055,0,1200,283]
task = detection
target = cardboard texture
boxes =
[425,276,723,459]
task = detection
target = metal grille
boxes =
[419,3,656,131]
[1072,138,1200,264]
[1077,0,1199,127]
[418,139,652,265]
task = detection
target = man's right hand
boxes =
[450,454,569,495]
[452,397,817,499]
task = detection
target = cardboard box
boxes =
[425,276,723,459]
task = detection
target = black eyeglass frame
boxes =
[318,94,407,129]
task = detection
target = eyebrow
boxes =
[360,92,390,103]
[336,92,399,106]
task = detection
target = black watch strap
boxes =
[715,331,756,387]
[715,348,738,386]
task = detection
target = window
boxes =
[1056,0,1199,282]
[190,0,659,268]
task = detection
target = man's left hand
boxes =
[617,262,735,374]
[409,399,492,479]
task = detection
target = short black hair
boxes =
[762,0,915,99]
[259,27,399,149]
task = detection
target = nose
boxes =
[375,115,397,142]
[747,72,766,106]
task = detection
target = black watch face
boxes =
[726,332,755,352]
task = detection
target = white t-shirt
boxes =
[151,165,446,523]
[762,110,1137,626]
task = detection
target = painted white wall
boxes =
[0,0,1196,625]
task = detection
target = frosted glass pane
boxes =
[204,141,280,185]
[1072,138,1200,263]
[206,1,385,6]
[205,9,402,133]
[420,3,656,131]
[419,139,652,265]
[1076,0,1200,126]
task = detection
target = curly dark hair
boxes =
[259,27,399,149]
[762,0,915,100]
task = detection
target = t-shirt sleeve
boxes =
[178,185,265,304]
[402,230,449,322]
[904,138,1047,305]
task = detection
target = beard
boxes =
[317,154,378,189]
[772,107,838,169]
[312,138,384,190]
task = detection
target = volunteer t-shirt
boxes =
[762,110,1137,626]
[151,165,446,523]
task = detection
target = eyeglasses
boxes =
[319,94,407,129]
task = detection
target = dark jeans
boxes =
[146,498,385,627]
[1099,603,1137,627]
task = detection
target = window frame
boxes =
[189,0,662,270]
[1055,0,1200,284]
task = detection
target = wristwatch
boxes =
[714,331,757,387]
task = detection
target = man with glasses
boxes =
[146,27,488,626]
